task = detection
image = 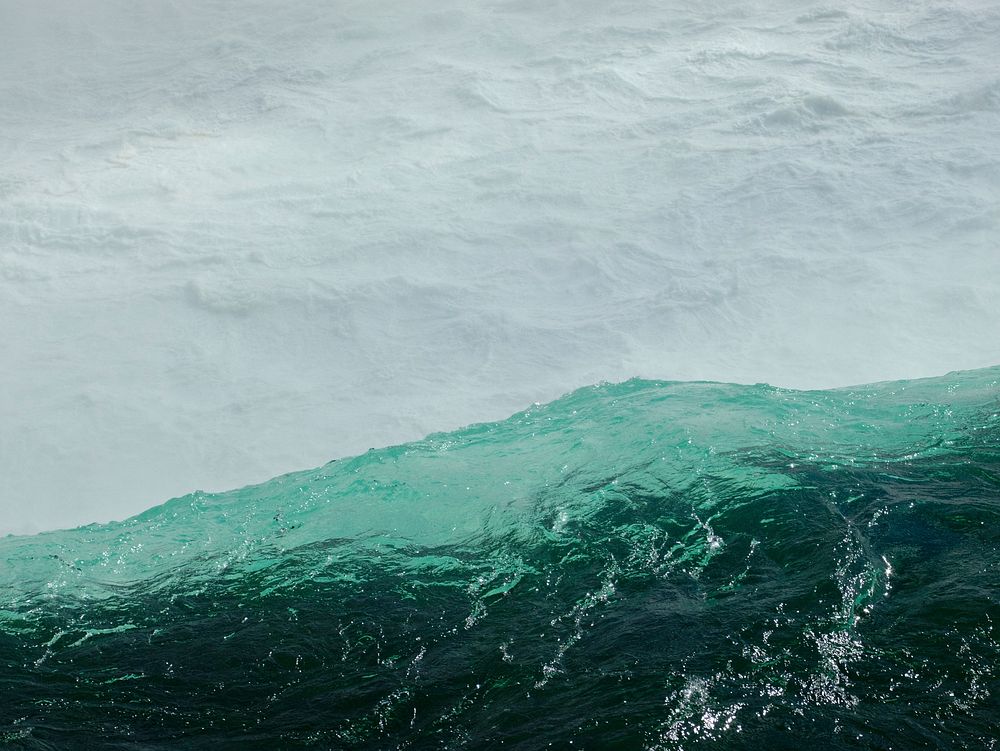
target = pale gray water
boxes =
[1,0,998,534]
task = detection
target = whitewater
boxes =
[1,0,998,536]
[3,2,1000,747]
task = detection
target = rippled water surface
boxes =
[2,367,999,748]
[2,0,999,534]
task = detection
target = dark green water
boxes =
[2,368,999,750]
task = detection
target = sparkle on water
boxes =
[2,366,999,749]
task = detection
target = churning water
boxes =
[2,367,999,748]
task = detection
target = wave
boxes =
[2,366,999,748]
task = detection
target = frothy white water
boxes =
[1,0,998,534]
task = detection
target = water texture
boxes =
[2,366,999,749]
[3,0,1000,534]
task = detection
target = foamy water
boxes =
[1,0,998,533]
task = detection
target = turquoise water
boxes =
[2,367,999,749]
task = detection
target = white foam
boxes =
[2,0,998,534]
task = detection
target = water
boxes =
[2,366,998,748]
[3,0,1000,535]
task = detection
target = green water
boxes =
[2,368,999,749]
